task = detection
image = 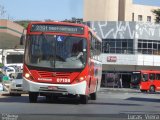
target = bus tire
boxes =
[29,92,38,103]
[90,80,97,100]
[90,92,97,100]
[80,95,88,104]
[149,86,155,93]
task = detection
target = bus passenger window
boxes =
[156,74,160,80]
[149,73,155,80]
[142,74,148,82]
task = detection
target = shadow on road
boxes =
[38,97,80,105]
[0,95,29,103]
[0,95,79,105]
[126,97,160,103]
[0,95,145,107]
[0,95,143,106]
[89,102,142,106]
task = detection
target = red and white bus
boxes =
[21,22,102,104]
[132,70,160,92]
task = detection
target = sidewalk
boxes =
[99,87,140,93]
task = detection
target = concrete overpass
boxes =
[0,20,25,49]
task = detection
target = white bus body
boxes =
[0,49,24,70]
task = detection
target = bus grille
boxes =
[37,71,72,78]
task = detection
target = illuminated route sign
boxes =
[31,24,84,34]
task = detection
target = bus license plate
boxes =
[48,86,57,90]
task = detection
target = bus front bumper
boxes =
[23,78,87,95]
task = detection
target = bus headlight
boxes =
[25,73,30,78]
[79,77,84,81]
[24,73,34,81]
[75,76,85,83]
[23,65,34,81]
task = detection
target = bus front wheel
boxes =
[29,92,38,103]
[90,92,97,100]
[90,80,98,100]
[149,86,155,93]
[80,95,88,104]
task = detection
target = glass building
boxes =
[90,21,160,88]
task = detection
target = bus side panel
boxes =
[89,61,96,94]
[140,81,150,90]
[154,80,160,91]
[89,60,102,94]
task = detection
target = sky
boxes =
[134,0,160,6]
[0,0,83,21]
[0,0,160,21]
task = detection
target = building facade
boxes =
[90,21,160,88]
[84,0,160,88]
[0,20,25,49]
[84,0,159,23]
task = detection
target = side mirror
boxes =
[20,34,25,45]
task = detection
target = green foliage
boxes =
[152,9,160,23]
[0,63,4,68]
[20,22,28,29]
[15,21,29,29]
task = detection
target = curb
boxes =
[99,88,140,92]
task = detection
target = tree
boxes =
[0,63,4,68]
[152,9,160,23]
[15,21,29,29]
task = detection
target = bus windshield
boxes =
[25,35,87,69]
[132,72,141,84]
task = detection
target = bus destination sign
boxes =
[31,24,84,34]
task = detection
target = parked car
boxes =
[8,72,25,96]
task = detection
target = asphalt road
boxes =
[0,89,160,120]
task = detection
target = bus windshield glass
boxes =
[132,72,141,84]
[25,35,87,69]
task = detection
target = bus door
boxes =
[131,72,141,88]
[149,73,155,88]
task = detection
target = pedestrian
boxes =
[118,78,123,88]
[120,78,123,88]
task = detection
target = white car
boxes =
[9,72,25,96]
